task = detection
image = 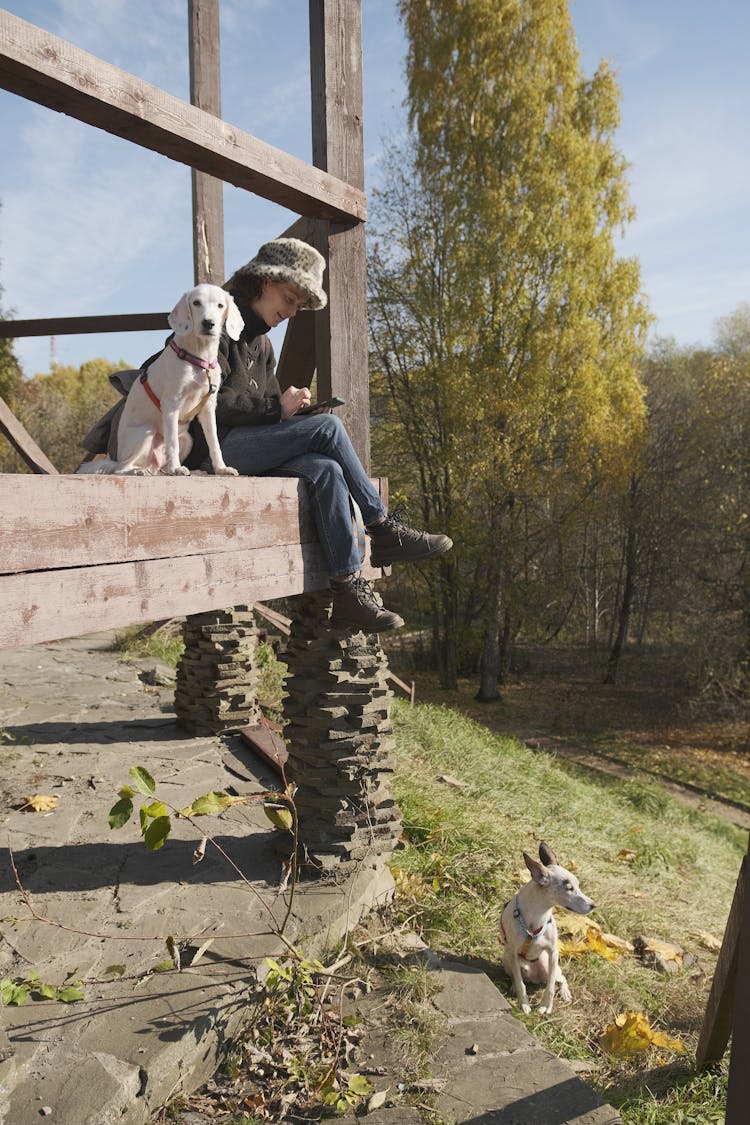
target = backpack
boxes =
[79,369,141,457]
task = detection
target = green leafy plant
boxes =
[108,765,295,853]
[1,967,84,1006]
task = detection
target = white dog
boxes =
[77,284,243,476]
[500,842,596,1015]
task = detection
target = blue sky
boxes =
[1,0,749,377]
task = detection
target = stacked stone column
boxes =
[174,606,262,735]
[281,592,403,876]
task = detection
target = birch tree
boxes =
[369,0,649,692]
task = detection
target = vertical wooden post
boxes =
[188,0,225,284]
[727,850,750,1122]
[309,0,370,470]
[277,216,318,392]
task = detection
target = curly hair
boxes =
[224,271,265,306]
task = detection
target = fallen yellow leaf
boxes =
[599,1011,684,1057]
[558,924,625,961]
[557,912,602,938]
[19,794,60,813]
[691,930,722,954]
[600,931,635,953]
[640,937,683,963]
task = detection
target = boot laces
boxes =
[350,576,379,608]
[386,505,422,545]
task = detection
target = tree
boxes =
[0,359,123,473]
[0,283,23,409]
[368,0,649,691]
[714,302,750,359]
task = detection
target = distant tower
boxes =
[50,335,57,367]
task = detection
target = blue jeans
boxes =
[217,413,387,577]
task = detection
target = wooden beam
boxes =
[277,313,316,393]
[0,472,387,649]
[0,396,59,474]
[0,473,316,575]
[277,216,318,391]
[189,0,224,284]
[727,851,750,1122]
[0,313,169,339]
[309,0,370,468]
[0,10,366,223]
[0,541,330,650]
[697,840,749,1068]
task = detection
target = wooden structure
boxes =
[0,1,376,646]
[697,834,750,1123]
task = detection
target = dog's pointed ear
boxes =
[539,841,558,868]
[523,852,550,885]
[168,292,193,336]
[223,292,245,341]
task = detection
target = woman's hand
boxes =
[280,385,312,420]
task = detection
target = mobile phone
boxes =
[297,396,345,414]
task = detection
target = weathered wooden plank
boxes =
[0,542,329,650]
[309,0,370,468]
[310,0,366,193]
[726,851,750,1122]
[0,396,59,475]
[189,0,224,284]
[277,312,317,393]
[277,216,318,391]
[1,473,387,574]
[0,535,383,652]
[0,9,366,223]
[0,473,313,573]
[697,850,746,1065]
[0,313,169,339]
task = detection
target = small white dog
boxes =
[500,841,596,1015]
[78,284,243,476]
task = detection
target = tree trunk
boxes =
[431,556,459,689]
[476,578,502,702]
[604,517,637,685]
[499,603,513,684]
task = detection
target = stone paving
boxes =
[0,632,619,1124]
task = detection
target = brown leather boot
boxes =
[330,577,404,632]
[369,507,452,568]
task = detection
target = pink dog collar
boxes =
[169,338,219,373]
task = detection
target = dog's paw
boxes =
[162,465,190,476]
[215,466,239,476]
[538,1001,554,1015]
[560,984,572,1004]
[520,1001,531,1015]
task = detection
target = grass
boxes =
[585,736,750,810]
[386,698,745,1121]
[380,963,444,1082]
[111,623,185,668]
[385,642,750,814]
